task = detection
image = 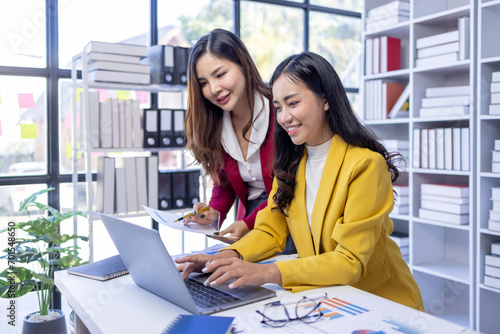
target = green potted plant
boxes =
[0,187,88,333]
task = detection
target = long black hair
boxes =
[269,52,401,215]
[185,29,270,183]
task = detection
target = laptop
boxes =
[99,213,276,314]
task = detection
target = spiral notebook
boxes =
[162,315,234,334]
[67,255,129,281]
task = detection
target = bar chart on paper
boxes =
[232,292,465,334]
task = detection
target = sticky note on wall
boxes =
[20,123,37,139]
[116,90,129,100]
[18,93,36,109]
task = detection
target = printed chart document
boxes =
[223,286,468,334]
[144,206,219,234]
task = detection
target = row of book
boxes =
[96,155,200,215]
[365,0,409,33]
[490,187,500,232]
[419,85,470,118]
[365,80,406,120]
[389,231,409,262]
[365,35,401,75]
[84,92,142,149]
[84,41,190,86]
[484,242,500,289]
[418,183,469,226]
[392,184,409,216]
[84,91,187,149]
[492,139,500,173]
[413,127,470,171]
[415,16,470,68]
[490,71,500,115]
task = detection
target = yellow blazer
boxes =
[226,135,424,311]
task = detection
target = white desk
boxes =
[55,270,478,334]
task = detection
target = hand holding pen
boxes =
[181,203,219,226]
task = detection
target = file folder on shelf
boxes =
[142,44,175,85]
[158,171,173,211]
[143,109,159,148]
[187,170,201,206]
[173,109,186,147]
[172,171,187,209]
[174,46,190,85]
[159,109,174,147]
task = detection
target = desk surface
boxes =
[55,270,478,334]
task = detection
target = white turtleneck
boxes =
[305,137,333,230]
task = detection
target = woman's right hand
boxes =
[175,250,240,280]
[183,203,219,226]
[209,220,250,244]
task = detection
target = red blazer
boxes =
[209,103,275,230]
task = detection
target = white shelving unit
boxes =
[70,50,190,262]
[362,0,480,330]
[477,1,500,333]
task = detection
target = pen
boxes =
[174,205,211,222]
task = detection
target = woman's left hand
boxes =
[201,258,282,289]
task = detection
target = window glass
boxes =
[0,0,46,68]
[0,184,46,217]
[240,2,304,82]
[0,76,47,177]
[309,11,362,88]
[311,0,362,12]
[58,0,149,69]
[158,0,233,47]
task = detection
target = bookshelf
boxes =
[70,47,198,262]
[362,0,481,330]
[477,1,500,333]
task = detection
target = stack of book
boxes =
[484,242,500,289]
[365,1,409,33]
[365,80,403,120]
[493,139,500,173]
[415,16,469,68]
[85,41,150,85]
[413,127,469,171]
[392,184,409,215]
[382,139,409,172]
[95,155,201,215]
[490,71,500,115]
[419,85,470,118]
[389,232,409,262]
[490,187,500,232]
[365,35,401,75]
[419,183,469,225]
[96,155,159,215]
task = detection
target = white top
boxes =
[305,137,333,229]
[220,94,269,200]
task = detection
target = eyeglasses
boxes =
[256,293,328,328]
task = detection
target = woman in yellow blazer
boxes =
[177,52,424,311]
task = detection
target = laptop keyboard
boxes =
[186,278,241,309]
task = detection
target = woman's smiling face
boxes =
[195,53,248,113]
[272,74,333,146]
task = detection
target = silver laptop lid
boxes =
[99,213,200,314]
[99,213,276,315]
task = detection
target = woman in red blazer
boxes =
[184,29,295,252]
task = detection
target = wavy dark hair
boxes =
[269,52,402,215]
[185,29,271,183]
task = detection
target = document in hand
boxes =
[143,206,219,235]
